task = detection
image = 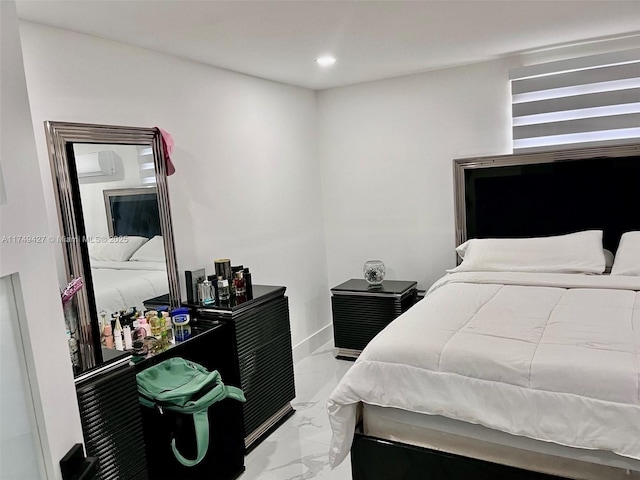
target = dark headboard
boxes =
[454,144,640,253]
[103,187,161,238]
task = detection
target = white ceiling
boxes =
[15,0,640,90]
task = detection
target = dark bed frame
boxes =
[350,142,640,480]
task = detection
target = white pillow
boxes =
[129,236,165,263]
[610,232,640,276]
[449,230,606,274]
[88,236,149,262]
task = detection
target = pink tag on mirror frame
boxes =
[156,127,176,176]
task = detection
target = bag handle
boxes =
[171,410,209,467]
[169,385,246,467]
[181,383,247,414]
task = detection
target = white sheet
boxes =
[327,272,640,468]
[91,260,168,314]
[91,260,167,271]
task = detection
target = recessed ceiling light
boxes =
[316,56,336,67]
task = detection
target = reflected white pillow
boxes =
[449,230,606,274]
[129,236,165,263]
[88,236,148,262]
[611,232,640,276]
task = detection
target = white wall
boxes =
[1,3,84,478]
[75,144,143,239]
[317,59,515,290]
[19,22,331,353]
[315,35,640,291]
[20,18,635,362]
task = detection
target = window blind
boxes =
[138,146,156,185]
[510,48,640,152]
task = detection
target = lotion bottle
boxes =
[123,325,133,350]
[114,316,124,351]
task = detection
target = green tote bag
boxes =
[136,357,246,467]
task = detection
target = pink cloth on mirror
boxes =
[156,127,175,175]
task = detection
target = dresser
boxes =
[189,285,296,451]
[75,320,245,480]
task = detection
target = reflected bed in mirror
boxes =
[46,122,180,374]
[86,185,168,317]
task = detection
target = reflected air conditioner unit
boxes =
[75,151,119,178]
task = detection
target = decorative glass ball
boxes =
[363,260,385,286]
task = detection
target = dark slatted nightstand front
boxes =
[331,279,418,360]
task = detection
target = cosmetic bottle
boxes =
[174,324,192,342]
[243,267,253,299]
[150,311,163,339]
[217,276,230,301]
[164,311,174,344]
[201,279,215,305]
[99,310,108,338]
[138,316,152,337]
[171,307,190,326]
[104,324,114,349]
[231,265,244,277]
[233,271,246,303]
[214,259,232,283]
[114,317,124,351]
[133,325,146,343]
[196,280,205,305]
[230,266,243,296]
[123,325,133,350]
[208,274,219,303]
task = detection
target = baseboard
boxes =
[292,323,333,364]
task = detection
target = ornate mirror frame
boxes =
[45,121,180,372]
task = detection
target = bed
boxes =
[87,187,169,315]
[91,257,168,315]
[327,143,640,480]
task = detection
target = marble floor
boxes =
[240,341,355,480]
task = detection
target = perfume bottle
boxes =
[243,267,253,299]
[149,311,163,338]
[217,276,230,301]
[201,279,215,305]
[233,270,246,302]
[196,280,205,305]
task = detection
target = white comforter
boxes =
[91,261,168,314]
[328,272,640,467]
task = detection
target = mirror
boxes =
[46,122,180,374]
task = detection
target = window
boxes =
[510,49,640,152]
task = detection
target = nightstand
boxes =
[331,279,418,360]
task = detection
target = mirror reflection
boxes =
[47,122,179,374]
[73,144,169,320]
